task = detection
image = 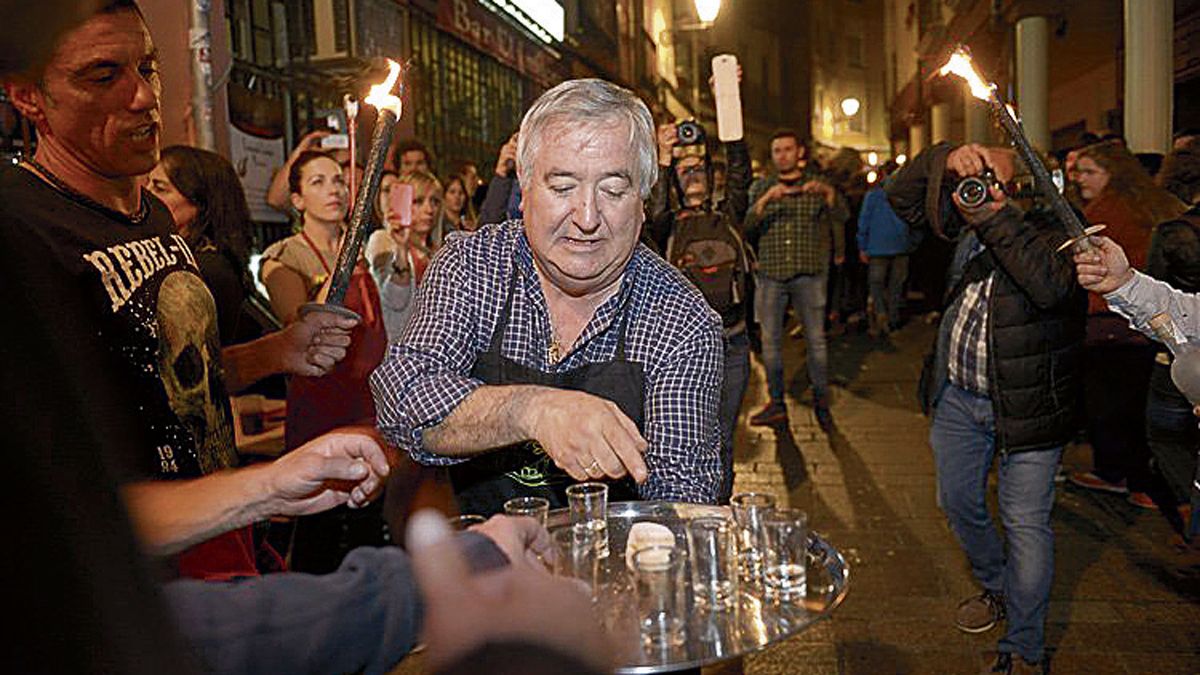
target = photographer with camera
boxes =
[744,130,847,431]
[886,143,1085,675]
[646,119,751,502]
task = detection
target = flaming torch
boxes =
[939,49,1103,253]
[301,59,403,320]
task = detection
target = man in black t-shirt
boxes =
[3,0,389,579]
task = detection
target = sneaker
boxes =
[749,402,787,426]
[815,404,834,434]
[982,652,1049,675]
[956,589,1005,633]
[1067,471,1129,495]
[1127,491,1156,509]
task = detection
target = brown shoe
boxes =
[956,590,1005,633]
[749,402,787,426]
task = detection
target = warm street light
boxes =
[896,153,908,166]
[867,151,879,166]
[694,0,721,23]
[840,97,860,117]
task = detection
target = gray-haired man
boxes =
[371,78,725,514]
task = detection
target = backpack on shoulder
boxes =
[665,211,753,316]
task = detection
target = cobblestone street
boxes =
[731,318,1200,674]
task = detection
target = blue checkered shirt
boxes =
[947,235,993,394]
[370,220,725,504]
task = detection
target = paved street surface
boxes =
[390,318,1199,675]
[731,318,1200,675]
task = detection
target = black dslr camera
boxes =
[676,120,706,146]
[955,168,1004,209]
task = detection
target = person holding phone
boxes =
[366,170,444,341]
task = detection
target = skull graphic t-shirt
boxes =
[1,166,236,481]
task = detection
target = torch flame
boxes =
[939,50,995,101]
[364,59,402,116]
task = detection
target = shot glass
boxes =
[566,482,609,556]
[503,496,550,527]
[729,492,776,583]
[760,507,809,602]
[687,516,736,611]
[551,526,599,591]
[446,514,486,531]
[632,544,687,649]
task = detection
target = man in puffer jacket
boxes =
[886,143,1086,675]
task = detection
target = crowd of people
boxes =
[6,2,1200,674]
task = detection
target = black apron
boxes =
[449,272,645,516]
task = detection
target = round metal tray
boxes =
[547,501,850,673]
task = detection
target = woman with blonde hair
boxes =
[1070,140,1188,507]
[365,169,443,340]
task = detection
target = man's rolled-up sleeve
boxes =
[370,242,483,465]
[639,315,724,504]
[1106,270,1200,341]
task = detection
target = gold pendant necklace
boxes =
[547,321,563,365]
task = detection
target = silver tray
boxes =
[546,501,850,673]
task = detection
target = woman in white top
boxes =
[365,169,444,341]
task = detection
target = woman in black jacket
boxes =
[146,145,256,346]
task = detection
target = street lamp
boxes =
[840,97,861,117]
[694,0,721,24]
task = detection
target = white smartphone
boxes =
[712,54,743,142]
[320,133,350,150]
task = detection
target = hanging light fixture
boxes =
[840,97,861,117]
[694,0,721,24]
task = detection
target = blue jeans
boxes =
[755,272,829,404]
[930,384,1061,664]
[867,255,908,326]
[718,331,750,502]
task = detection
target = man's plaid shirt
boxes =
[370,220,725,504]
[746,168,848,281]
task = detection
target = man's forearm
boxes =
[1106,270,1200,340]
[122,466,278,556]
[422,384,548,456]
[221,331,286,394]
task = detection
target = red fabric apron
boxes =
[176,526,266,580]
[285,236,388,449]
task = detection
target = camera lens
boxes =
[957,176,988,208]
[676,121,704,146]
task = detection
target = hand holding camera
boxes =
[656,123,677,167]
[947,143,1008,224]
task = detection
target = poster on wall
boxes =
[227,68,288,224]
[228,124,287,223]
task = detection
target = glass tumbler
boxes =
[760,507,809,602]
[687,516,736,611]
[729,492,776,583]
[632,544,687,648]
[503,496,551,527]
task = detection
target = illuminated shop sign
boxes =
[483,0,564,43]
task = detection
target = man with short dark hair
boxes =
[2,0,386,579]
[394,138,432,175]
[745,129,846,431]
